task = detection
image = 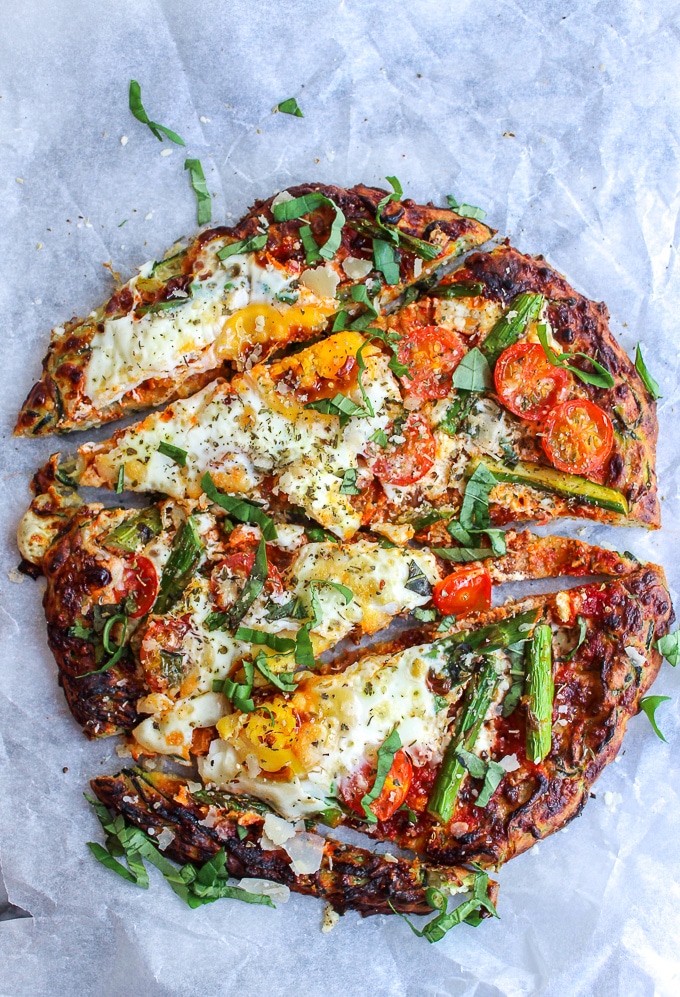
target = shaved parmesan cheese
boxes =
[263,812,297,846]
[342,256,373,280]
[271,190,293,208]
[498,753,521,772]
[299,265,340,300]
[284,831,326,876]
[237,879,290,903]
[156,828,175,852]
[625,646,647,667]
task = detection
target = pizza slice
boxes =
[90,768,499,924]
[60,237,660,533]
[32,497,442,739]
[14,183,492,436]
[86,544,673,926]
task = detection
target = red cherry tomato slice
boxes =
[542,399,614,476]
[342,749,414,822]
[494,342,569,421]
[397,325,466,402]
[116,555,158,618]
[432,564,492,617]
[367,412,436,486]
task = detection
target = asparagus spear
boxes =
[524,624,554,763]
[153,516,203,614]
[479,292,544,365]
[427,657,501,824]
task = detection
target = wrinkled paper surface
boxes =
[1,1,680,994]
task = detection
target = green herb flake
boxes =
[128,80,185,145]
[635,343,662,400]
[305,527,340,544]
[563,616,588,662]
[369,428,389,447]
[115,464,125,494]
[184,158,212,226]
[639,695,671,742]
[276,97,304,117]
[360,728,402,823]
[157,441,188,467]
[437,614,457,633]
[413,607,437,623]
[217,233,268,261]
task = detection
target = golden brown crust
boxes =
[15,184,492,437]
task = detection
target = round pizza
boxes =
[15,182,677,936]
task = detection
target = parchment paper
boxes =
[1,1,680,994]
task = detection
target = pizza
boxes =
[14,184,491,436]
[14,181,676,937]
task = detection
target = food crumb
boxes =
[145,212,153,221]
[322,904,340,933]
[200,116,210,123]
[62,767,68,773]
[120,136,128,146]
[16,177,24,184]
[7,569,24,584]
[161,148,172,157]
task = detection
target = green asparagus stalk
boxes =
[153,516,203,615]
[427,657,501,824]
[479,293,544,365]
[524,624,554,763]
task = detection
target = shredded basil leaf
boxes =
[446,195,487,220]
[413,607,437,623]
[452,348,492,392]
[437,614,457,633]
[656,630,680,666]
[360,728,402,823]
[446,520,506,556]
[253,651,298,692]
[456,748,487,780]
[115,465,125,494]
[310,578,354,605]
[373,237,400,285]
[305,392,369,427]
[433,695,449,712]
[339,468,361,494]
[639,695,670,742]
[104,507,163,553]
[432,547,495,563]
[475,761,505,807]
[202,472,277,540]
[635,343,661,399]
[369,429,389,447]
[305,527,340,544]
[271,192,345,261]
[184,158,212,226]
[220,538,269,631]
[390,870,497,942]
[276,97,303,117]
[217,233,268,261]
[459,463,497,531]
[234,627,296,655]
[438,391,476,436]
[536,324,615,389]
[428,281,485,299]
[564,616,588,662]
[128,80,185,145]
[157,441,188,467]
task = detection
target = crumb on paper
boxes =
[200,116,210,123]
[604,791,623,811]
[322,903,340,933]
[145,212,153,221]
[8,569,24,585]
[16,177,24,183]
[161,148,172,157]
[120,136,128,146]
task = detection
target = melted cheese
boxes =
[84,250,337,409]
[81,338,400,539]
[200,643,456,819]
[132,538,441,758]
